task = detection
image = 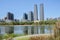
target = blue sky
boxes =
[0,0,60,20]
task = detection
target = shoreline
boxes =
[0,25,55,26]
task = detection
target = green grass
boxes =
[16,37,29,40]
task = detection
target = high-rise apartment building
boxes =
[7,12,14,20]
[23,13,28,20]
[40,4,44,21]
[34,4,38,21]
[28,11,34,21]
[21,13,29,22]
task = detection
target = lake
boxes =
[0,25,54,35]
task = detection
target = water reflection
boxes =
[0,25,54,35]
[0,26,14,34]
[40,26,45,34]
[23,26,28,34]
[5,26,14,34]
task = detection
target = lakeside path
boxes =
[13,34,54,40]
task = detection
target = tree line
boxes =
[0,20,58,25]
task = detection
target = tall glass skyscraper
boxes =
[34,4,38,21]
[40,4,44,21]
[28,11,34,21]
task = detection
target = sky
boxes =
[0,0,60,20]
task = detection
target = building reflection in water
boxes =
[0,25,53,35]
[0,26,14,34]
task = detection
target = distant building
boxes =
[46,18,49,20]
[34,4,38,21]
[21,19,30,22]
[4,12,14,22]
[14,19,19,22]
[48,18,53,20]
[4,17,7,20]
[21,13,29,22]
[28,11,34,21]
[40,3,44,21]
[7,12,14,20]
[0,19,5,22]
[53,18,57,20]
[23,13,28,20]
[58,17,60,20]
[46,18,57,21]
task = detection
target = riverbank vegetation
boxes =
[0,20,58,25]
[0,33,25,40]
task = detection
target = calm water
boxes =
[0,25,54,35]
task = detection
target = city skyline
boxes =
[2,3,44,21]
[0,0,60,20]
